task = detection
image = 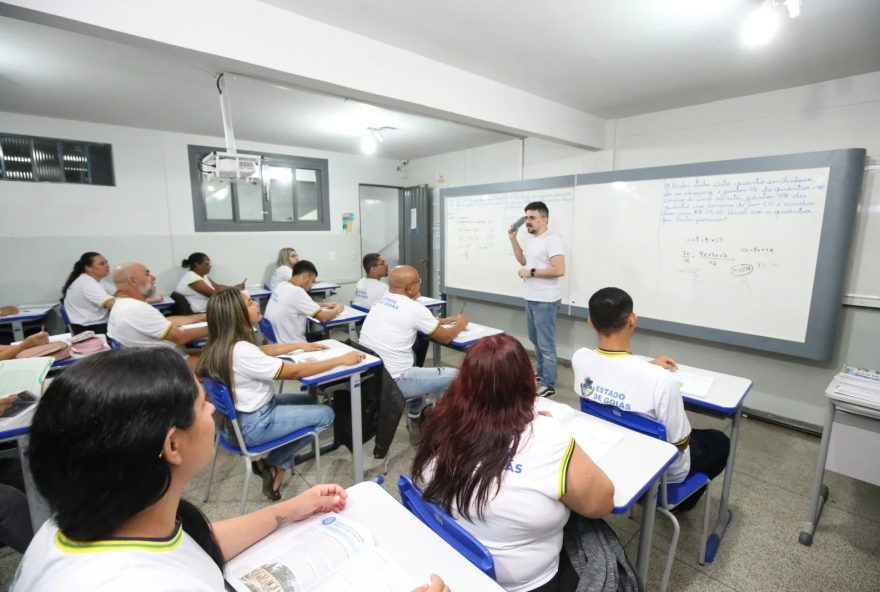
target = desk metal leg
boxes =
[12,321,25,342]
[347,321,358,342]
[799,397,835,546]
[636,480,659,586]
[432,342,441,367]
[703,406,742,563]
[18,435,50,532]
[350,371,364,484]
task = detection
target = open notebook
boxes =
[534,398,623,463]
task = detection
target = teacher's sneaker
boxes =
[537,385,555,398]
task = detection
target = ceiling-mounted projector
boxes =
[201,151,262,184]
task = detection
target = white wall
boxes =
[0,111,402,304]
[410,72,880,427]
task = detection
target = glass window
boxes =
[188,145,329,232]
[0,133,114,185]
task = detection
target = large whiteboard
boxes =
[440,150,866,360]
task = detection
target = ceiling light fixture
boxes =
[360,126,397,155]
[742,1,781,47]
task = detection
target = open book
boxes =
[226,513,418,592]
[0,358,52,433]
[534,398,623,463]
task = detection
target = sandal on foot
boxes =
[251,460,264,477]
[261,466,282,501]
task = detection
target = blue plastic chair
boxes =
[580,398,710,592]
[258,317,278,344]
[201,377,321,514]
[107,336,123,350]
[58,304,73,332]
[397,474,496,580]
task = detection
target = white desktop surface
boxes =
[280,339,380,384]
[0,305,54,322]
[634,355,751,412]
[344,482,504,591]
[536,398,677,511]
[307,305,367,327]
[449,322,505,347]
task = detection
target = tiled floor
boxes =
[2,350,878,591]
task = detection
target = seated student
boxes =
[0,331,49,361]
[176,252,246,313]
[413,335,614,592]
[61,252,115,334]
[359,265,467,421]
[264,260,343,343]
[13,348,450,592]
[268,247,299,292]
[353,253,389,309]
[198,288,363,500]
[572,287,730,510]
[0,395,33,556]
[108,262,208,367]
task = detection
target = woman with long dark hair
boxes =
[197,287,362,500]
[12,348,348,590]
[412,334,614,592]
[61,251,115,334]
[175,252,246,313]
[268,247,299,291]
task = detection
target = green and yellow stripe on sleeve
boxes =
[557,436,576,499]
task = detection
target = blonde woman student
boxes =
[268,247,299,291]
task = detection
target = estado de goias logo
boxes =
[579,376,594,398]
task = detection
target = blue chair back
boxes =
[201,377,239,421]
[580,397,666,441]
[397,474,495,580]
[59,304,72,327]
[107,336,123,350]
[258,317,278,344]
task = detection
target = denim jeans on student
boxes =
[394,366,458,413]
[235,393,334,470]
[526,299,560,388]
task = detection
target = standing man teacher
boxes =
[508,201,565,397]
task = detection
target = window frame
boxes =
[187,144,330,232]
[0,132,115,186]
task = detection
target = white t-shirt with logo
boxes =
[11,520,223,592]
[359,293,440,378]
[353,277,389,309]
[426,414,575,592]
[231,340,283,413]
[108,297,183,356]
[175,271,214,313]
[268,265,293,292]
[571,348,692,483]
[264,282,321,343]
[63,274,114,326]
[522,231,564,303]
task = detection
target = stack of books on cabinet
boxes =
[833,365,880,407]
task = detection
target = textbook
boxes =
[0,358,52,433]
[225,513,418,592]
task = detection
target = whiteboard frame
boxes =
[439,149,865,361]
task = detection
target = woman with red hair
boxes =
[412,334,614,592]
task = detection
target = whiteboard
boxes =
[440,149,866,360]
[843,167,880,307]
[443,180,574,304]
[569,169,829,343]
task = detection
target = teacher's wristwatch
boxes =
[530,268,536,277]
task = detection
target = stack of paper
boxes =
[834,364,880,406]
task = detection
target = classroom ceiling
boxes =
[264,0,880,118]
[0,16,513,160]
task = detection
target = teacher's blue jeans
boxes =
[235,393,334,470]
[526,299,560,388]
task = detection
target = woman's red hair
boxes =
[412,334,536,520]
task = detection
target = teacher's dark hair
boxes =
[412,334,536,520]
[524,201,549,217]
[181,252,209,270]
[61,252,101,297]
[588,287,634,336]
[28,347,224,568]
